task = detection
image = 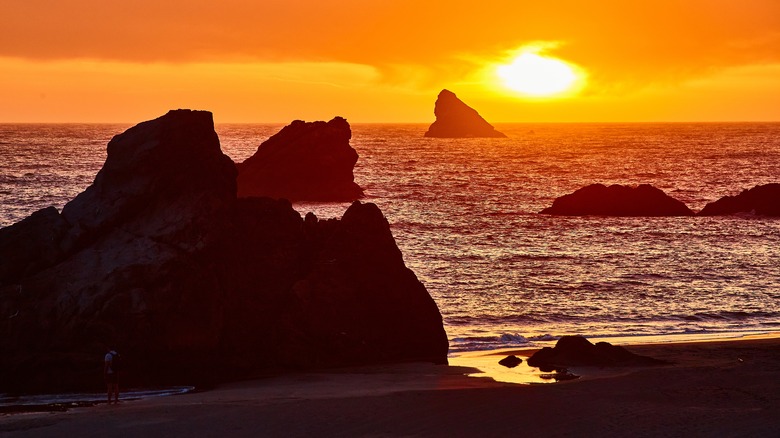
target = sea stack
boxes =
[0,110,448,393]
[424,89,506,138]
[698,183,780,216]
[541,184,694,216]
[236,117,363,201]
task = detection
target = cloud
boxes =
[3,1,779,72]
[2,0,780,122]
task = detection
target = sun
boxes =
[497,51,584,97]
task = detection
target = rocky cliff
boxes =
[0,110,447,393]
[540,184,694,216]
[424,90,506,138]
[236,117,363,201]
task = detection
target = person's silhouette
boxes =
[104,346,120,404]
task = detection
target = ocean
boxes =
[2,122,779,353]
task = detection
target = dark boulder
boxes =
[236,117,363,201]
[540,184,694,216]
[698,183,780,216]
[0,110,447,394]
[498,355,523,368]
[424,90,506,138]
[527,336,667,368]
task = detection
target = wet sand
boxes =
[2,337,779,437]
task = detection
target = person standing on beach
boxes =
[104,346,120,404]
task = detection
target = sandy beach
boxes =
[1,336,779,437]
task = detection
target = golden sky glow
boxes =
[2,0,780,122]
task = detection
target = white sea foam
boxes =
[527,334,560,342]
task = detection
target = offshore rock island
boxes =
[542,183,780,216]
[424,89,507,138]
[698,183,780,216]
[541,183,695,216]
[0,110,448,393]
[236,116,364,201]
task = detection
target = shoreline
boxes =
[451,331,780,384]
[2,335,779,436]
[448,328,780,353]
[4,331,779,408]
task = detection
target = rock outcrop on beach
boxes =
[236,117,363,201]
[698,183,780,216]
[0,110,447,393]
[498,355,522,368]
[527,336,667,368]
[424,90,506,138]
[540,184,694,216]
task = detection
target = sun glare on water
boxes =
[497,51,584,97]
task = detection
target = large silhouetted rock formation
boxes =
[527,336,667,368]
[236,117,363,201]
[698,183,780,216]
[0,110,447,393]
[540,184,694,216]
[424,89,506,138]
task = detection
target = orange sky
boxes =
[2,0,779,123]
